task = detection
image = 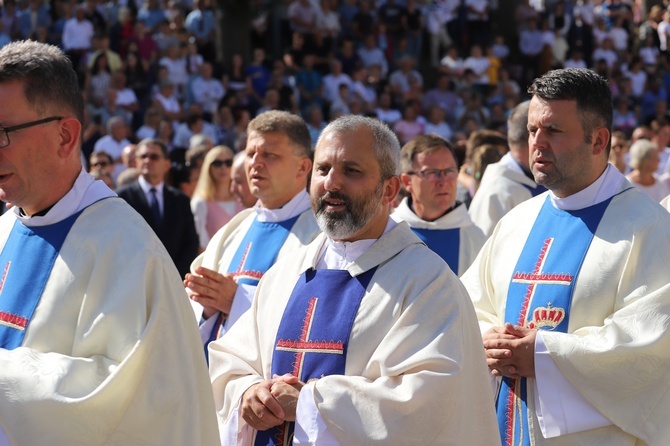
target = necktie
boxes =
[149,187,162,226]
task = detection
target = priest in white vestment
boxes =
[0,41,218,445]
[185,111,320,356]
[463,68,670,445]
[469,100,546,236]
[392,134,485,276]
[210,115,500,445]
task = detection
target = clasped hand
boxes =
[184,266,238,319]
[241,374,305,431]
[482,323,537,379]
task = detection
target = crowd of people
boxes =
[2,0,670,445]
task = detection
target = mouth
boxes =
[319,193,349,212]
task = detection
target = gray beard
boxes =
[313,184,383,240]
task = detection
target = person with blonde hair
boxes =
[626,138,670,201]
[191,145,244,250]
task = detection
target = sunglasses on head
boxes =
[211,159,233,168]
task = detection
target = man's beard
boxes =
[312,184,383,240]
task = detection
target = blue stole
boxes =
[0,211,83,349]
[254,267,377,446]
[521,182,546,197]
[226,215,301,285]
[205,215,301,354]
[496,196,612,446]
[410,227,460,274]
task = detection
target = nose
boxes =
[322,168,341,192]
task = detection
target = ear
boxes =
[381,176,401,207]
[400,172,412,193]
[57,116,82,159]
[297,157,312,178]
[592,127,610,157]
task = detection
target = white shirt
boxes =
[61,17,94,50]
[93,135,131,160]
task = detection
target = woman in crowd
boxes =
[626,139,670,201]
[190,145,244,250]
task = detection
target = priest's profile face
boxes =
[0,80,70,215]
[528,97,607,198]
[311,125,397,242]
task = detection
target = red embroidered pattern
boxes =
[231,243,264,281]
[0,311,27,330]
[0,261,10,294]
[275,298,344,378]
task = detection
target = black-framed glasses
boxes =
[211,159,233,168]
[407,168,458,181]
[0,116,63,148]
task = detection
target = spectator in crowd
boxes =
[393,100,424,145]
[89,150,115,177]
[191,61,225,117]
[609,130,629,173]
[117,138,199,278]
[423,105,453,141]
[358,33,388,78]
[229,151,256,208]
[295,53,323,113]
[137,0,166,33]
[184,0,216,61]
[93,116,131,170]
[375,91,402,126]
[191,144,244,250]
[394,133,485,275]
[62,5,95,72]
[626,138,670,201]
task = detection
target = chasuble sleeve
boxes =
[0,200,219,445]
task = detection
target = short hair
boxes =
[137,138,169,158]
[629,139,658,169]
[528,68,612,152]
[247,110,312,159]
[507,100,530,147]
[0,40,84,124]
[317,115,400,180]
[90,150,113,164]
[106,116,125,133]
[400,134,457,174]
[466,129,507,160]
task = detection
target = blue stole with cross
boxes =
[205,215,301,354]
[226,215,300,285]
[409,228,460,274]
[253,266,378,446]
[496,196,612,446]
[0,211,83,349]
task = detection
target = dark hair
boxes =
[138,138,169,158]
[528,68,612,152]
[400,134,457,173]
[0,40,84,124]
[247,110,312,159]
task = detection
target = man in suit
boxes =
[117,138,199,277]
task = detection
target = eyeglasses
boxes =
[0,116,63,148]
[139,153,164,161]
[211,159,233,168]
[407,168,458,181]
